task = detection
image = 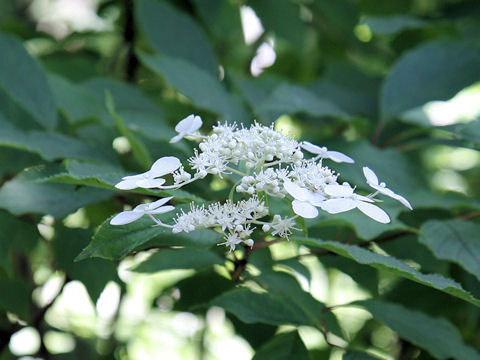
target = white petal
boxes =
[392,193,413,210]
[356,201,390,223]
[115,178,141,190]
[136,178,167,189]
[110,210,144,225]
[121,173,147,181]
[321,198,357,214]
[308,192,326,206]
[324,184,354,197]
[150,156,182,176]
[169,133,184,143]
[145,196,174,210]
[175,114,202,133]
[326,151,354,163]
[284,180,309,201]
[292,200,319,218]
[371,185,396,198]
[189,115,203,133]
[175,114,196,133]
[301,141,326,155]
[147,205,175,215]
[354,194,374,203]
[363,167,379,186]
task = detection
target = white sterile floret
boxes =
[115,156,181,190]
[170,114,203,143]
[363,167,413,210]
[301,141,354,163]
[284,180,324,218]
[110,197,174,225]
[322,184,390,224]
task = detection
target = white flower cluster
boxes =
[110,114,412,251]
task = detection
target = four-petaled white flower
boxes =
[363,167,412,210]
[284,180,324,218]
[115,156,181,190]
[321,184,390,224]
[170,114,203,143]
[110,197,175,225]
[301,141,354,163]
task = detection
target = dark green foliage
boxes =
[1,0,480,358]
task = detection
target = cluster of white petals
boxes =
[110,114,412,251]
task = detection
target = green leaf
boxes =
[105,91,152,170]
[0,279,30,320]
[343,351,382,360]
[48,73,110,124]
[0,211,38,275]
[381,41,480,118]
[137,52,247,122]
[53,227,120,302]
[136,0,218,74]
[77,210,221,260]
[355,300,480,360]
[255,271,342,336]
[249,0,307,46]
[420,220,480,281]
[213,288,313,326]
[0,175,113,218]
[21,161,203,204]
[252,331,310,360]
[0,33,56,129]
[364,15,427,35]
[257,84,347,121]
[293,238,480,308]
[132,248,224,273]
[0,125,115,163]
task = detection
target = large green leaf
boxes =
[364,15,427,35]
[249,0,307,46]
[137,52,248,122]
[381,41,480,118]
[256,84,347,120]
[0,279,30,320]
[355,300,480,360]
[136,0,217,74]
[212,288,320,327]
[255,271,342,336]
[0,33,56,129]
[77,210,221,260]
[252,331,310,360]
[0,175,113,218]
[0,211,38,275]
[53,227,120,302]
[105,92,152,170]
[132,248,224,272]
[21,161,203,203]
[420,220,480,281]
[0,125,114,163]
[293,238,480,307]
[48,73,110,124]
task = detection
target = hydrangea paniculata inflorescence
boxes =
[110,115,412,251]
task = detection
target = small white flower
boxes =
[363,167,413,210]
[321,184,390,223]
[110,197,174,225]
[218,232,244,252]
[301,141,354,163]
[170,114,203,143]
[115,157,182,190]
[270,215,299,238]
[284,180,324,218]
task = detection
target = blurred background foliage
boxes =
[1,0,480,359]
